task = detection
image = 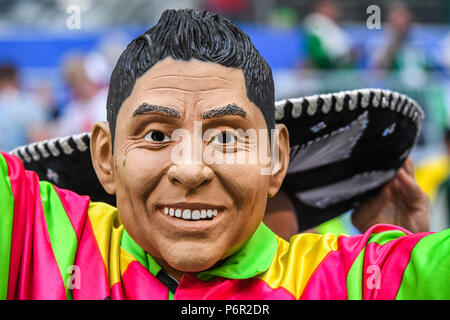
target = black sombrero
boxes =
[9,88,423,231]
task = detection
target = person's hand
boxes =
[351,157,430,233]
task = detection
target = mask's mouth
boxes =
[163,207,218,221]
[158,202,226,222]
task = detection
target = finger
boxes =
[396,167,417,189]
[388,170,408,197]
[395,167,423,200]
[395,165,430,205]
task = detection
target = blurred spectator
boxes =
[373,2,428,87]
[33,80,60,121]
[54,55,108,136]
[302,0,357,69]
[374,1,413,70]
[0,63,48,151]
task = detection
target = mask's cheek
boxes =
[214,162,270,212]
[117,148,169,196]
[112,152,165,244]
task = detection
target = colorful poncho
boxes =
[1,152,449,300]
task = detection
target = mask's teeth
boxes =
[163,207,218,220]
[182,209,191,220]
[192,210,200,220]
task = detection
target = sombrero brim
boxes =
[275,88,423,230]
[9,88,423,231]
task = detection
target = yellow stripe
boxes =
[87,202,123,286]
[258,233,339,299]
[119,248,139,277]
[108,224,124,286]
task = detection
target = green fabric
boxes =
[120,230,162,277]
[316,215,349,235]
[39,181,78,300]
[0,155,14,300]
[197,222,278,282]
[146,252,162,277]
[346,249,365,300]
[368,230,407,246]
[121,223,278,290]
[396,229,450,299]
[120,230,149,269]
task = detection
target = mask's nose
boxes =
[167,161,213,191]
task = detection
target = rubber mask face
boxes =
[111,57,275,273]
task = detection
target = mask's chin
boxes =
[160,241,226,273]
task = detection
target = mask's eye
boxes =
[144,130,170,142]
[211,131,237,144]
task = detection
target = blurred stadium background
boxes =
[1,0,450,231]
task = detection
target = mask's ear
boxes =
[91,121,116,195]
[267,123,290,198]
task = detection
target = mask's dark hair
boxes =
[106,9,275,146]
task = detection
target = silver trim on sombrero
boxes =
[287,111,369,173]
[47,138,61,157]
[296,169,396,209]
[9,132,91,163]
[275,89,423,173]
[274,88,424,128]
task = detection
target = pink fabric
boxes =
[362,232,431,300]
[71,217,110,300]
[52,186,90,242]
[367,224,412,235]
[300,233,369,300]
[174,274,295,300]
[301,225,412,300]
[121,261,169,300]
[30,171,67,299]
[300,249,348,299]
[336,224,411,278]
[4,155,65,299]
[110,282,125,300]
[5,154,30,299]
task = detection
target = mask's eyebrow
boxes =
[132,103,181,118]
[200,104,247,119]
